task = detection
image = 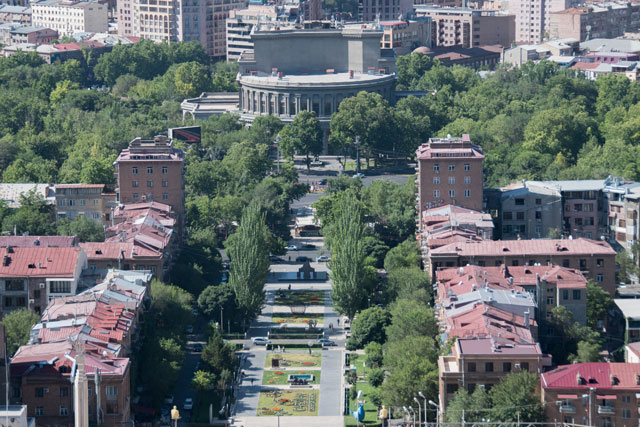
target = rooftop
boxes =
[458,337,542,355]
[0,236,77,248]
[542,363,640,390]
[614,299,640,320]
[416,134,484,160]
[116,136,185,162]
[0,183,55,208]
[429,238,615,257]
[238,71,395,86]
[581,38,640,54]
[0,247,82,278]
[79,241,162,261]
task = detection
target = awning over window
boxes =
[558,394,578,399]
[596,395,617,400]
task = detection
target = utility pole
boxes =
[95,368,102,426]
[354,136,360,174]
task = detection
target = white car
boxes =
[316,256,330,262]
[352,173,365,179]
[285,245,298,251]
[252,337,271,346]
[183,398,193,410]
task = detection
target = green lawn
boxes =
[274,291,328,306]
[348,353,366,377]
[258,389,319,416]
[265,352,322,368]
[272,312,324,324]
[262,369,321,385]
[344,161,369,172]
[345,382,382,427]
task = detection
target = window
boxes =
[584,203,594,212]
[517,212,525,220]
[433,164,440,173]
[60,387,68,397]
[520,362,529,371]
[133,193,139,201]
[132,167,138,174]
[622,395,631,403]
[573,290,581,300]
[5,279,24,291]
[162,180,168,188]
[147,180,153,188]
[448,176,455,185]
[535,198,541,205]
[132,180,139,188]
[433,177,440,185]
[503,225,512,234]
[60,406,68,416]
[512,260,519,266]
[504,212,512,220]
[485,362,493,372]
[35,406,43,416]
[464,163,470,171]
[147,167,153,174]
[535,226,541,235]
[585,217,594,226]
[448,164,455,171]
[562,259,570,268]
[106,386,118,399]
[69,199,75,206]
[35,387,44,398]
[434,190,440,198]
[547,296,554,305]
[575,218,583,226]
[162,166,168,174]
[93,199,99,206]
[464,176,471,184]
[596,274,603,283]
[464,189,471,198]
[449,190,455,198]
[622,408,631,419]
[579,259,587,271]
[535,211,542,220]
[446,383,458,394]
[49,281,71,293]
[515,198,525,205]
[33,290,40,299]
[574,204,582,212]
[162,193,169,201]
[563,290,569,300]
[503,362,512,372]
[467,362,476,372]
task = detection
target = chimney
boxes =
[524,309,530,328]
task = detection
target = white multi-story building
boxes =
[31,0,108,37]
[117,0,246,59]
[226,4,279,61]
[507,0,573,43]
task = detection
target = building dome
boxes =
[412,46,433,55]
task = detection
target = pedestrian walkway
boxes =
[318,350,343,416]
[234,350,267,417]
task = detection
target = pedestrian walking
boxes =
[337,319,340,326]
[288,284,292,291]
[250,378,254,386]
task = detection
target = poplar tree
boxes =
[226,204,270,319]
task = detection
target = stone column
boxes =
[73,340,89,427]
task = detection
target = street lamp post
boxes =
[418,392,427,426]
[408,406,416,427]
[414,397,422,427]
[428,400,439,427]
[274,134,281,174]
[403,406,410,426]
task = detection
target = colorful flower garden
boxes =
[257,389,319,416]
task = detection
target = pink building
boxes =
[509,0,573,43]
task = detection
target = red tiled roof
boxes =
[0,236,77,248]
[446,303,535,344]
[542,363,640,390]
[430,238,615,257]
[570,62,601,71]
[0,247,82,278]
[458,337,542,355]
[80,242,162,261]
[38,325,83,342]
[53,42,81,51]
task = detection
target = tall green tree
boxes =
[329,192,369,321]
[1,309,40,356]
[488,371,544,423]
[278,110,323,170]
[586,281,613,330]
[346,306,391,350]
[444,388,491,423]
[57,215,105,242]
[225,204,270,319]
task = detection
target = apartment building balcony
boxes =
[597,405,615,415]
[559,404,576,414]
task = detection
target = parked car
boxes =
[186,325,194,334]
[183,398,193,410]
[252,337,271,346]
[193,343,203,352]
[221,271,229,283]
[318,179,328,185]
[222,260,230,269]
[285,244,298,251]
[321,340,337,347]
[163,395,174,405]
[317,338,333,344]
[316,255,330,262]
[301,243,316,250]
[352,173,365,179]
[296,256,311,263]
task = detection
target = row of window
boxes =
[433,176,472,185]
[132,193,169,201]
[433,163,471,173]
[565,203,595,212]
[35,385,117,398]
[131,180,169,188]
[132,166,169,174]
[57,199,99,207]
[433,189,471,198]
[467,361,529,373]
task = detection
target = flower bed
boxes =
[258,390,319,416]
